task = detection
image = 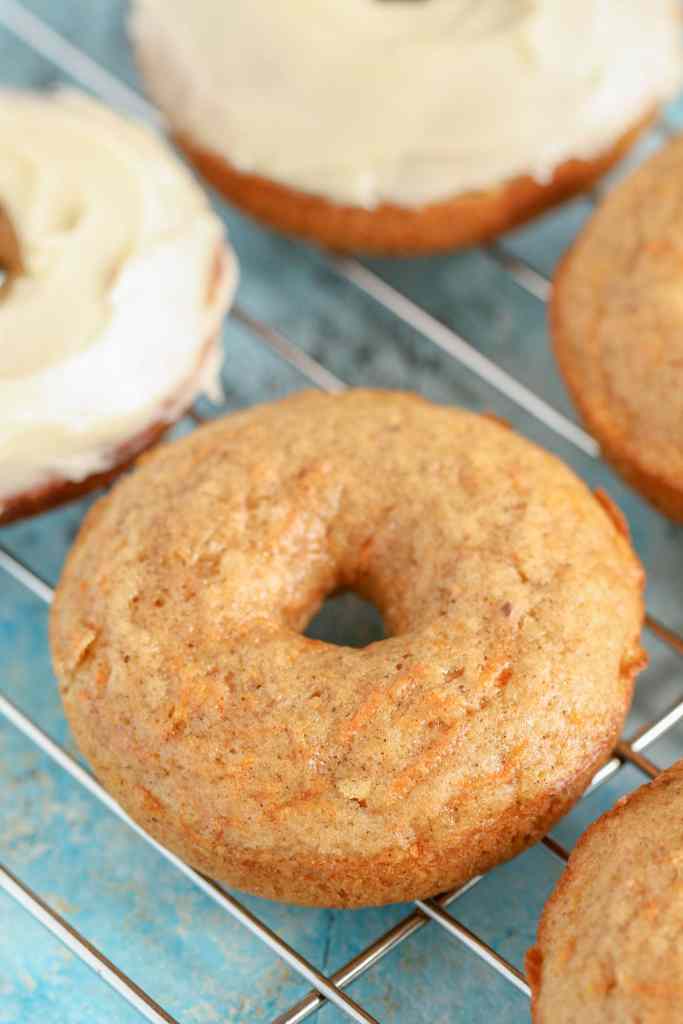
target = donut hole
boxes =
[304,590,385,649]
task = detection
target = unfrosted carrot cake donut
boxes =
[50,390,646,907]
[0,89,237,526]
[129,0,681,255]
[527,758,683,1023]
[553,134,683,522]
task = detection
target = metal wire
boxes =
[2,537,680,1022]
[615,742,661,781]
[0,3,681,1022]
[414,900,530,997]
[271,879,483,1024]
[484,244,551,302]
[331,256,599,457]
[232,304,346,393]
[0,548,53,604]
[0,862,179,1024]
[0,0,161,124]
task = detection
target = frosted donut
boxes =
[129,0,681,254]
[50,390,646,907]
[553,134,683,522]
[0,89,237,525]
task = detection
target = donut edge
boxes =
[526,760,683,1023]
[552,233,683,524]
[169,112,654,255]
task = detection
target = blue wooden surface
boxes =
[1,3,682,1021]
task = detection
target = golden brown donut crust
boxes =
[553,134,683,522]
[528,759,683,1023]
[174,112,652,255]
[50,390,645,907]
[0,245,231,528]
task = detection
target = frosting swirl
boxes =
[131,0,681,208]
[0,90,236,502]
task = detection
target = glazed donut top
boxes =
[130,0,681,208]
[528,760,683,1022]
[51,391,644,904]
[0,90,236,502]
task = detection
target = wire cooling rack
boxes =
[1,3,683,1021]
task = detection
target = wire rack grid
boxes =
[1,2,683,1021]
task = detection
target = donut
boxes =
[50,390,646,907]
[553,135,683,523]
[128,1,681,255]
[527,759,683,1022]
[0,89,237,526]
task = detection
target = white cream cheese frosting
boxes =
[0,90,236,503]
[130,0,681,209]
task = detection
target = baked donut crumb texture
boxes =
[528,758,683,1022]
[51,390,645,906]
